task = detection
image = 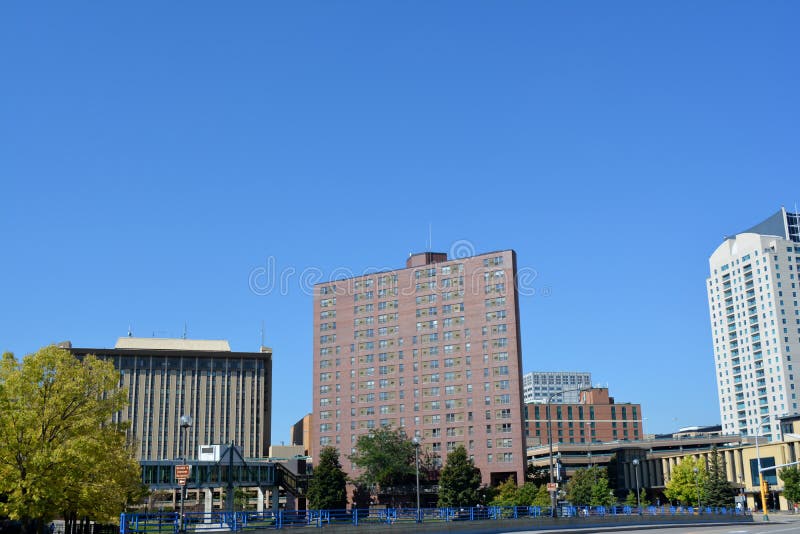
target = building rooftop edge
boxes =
[312,248,517,285]
[115,337,232,351]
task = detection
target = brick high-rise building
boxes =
[312,250,526,485]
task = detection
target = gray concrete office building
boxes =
[68,337,272,461]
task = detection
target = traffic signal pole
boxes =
[757,458,800,521]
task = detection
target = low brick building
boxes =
[525,387,642,446]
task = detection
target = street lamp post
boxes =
[544,387,589,518]
[546,401,557,517]
[632,459,641,514]
[693,466,700,513]
[179,415,192,533]
[411,437,421,523]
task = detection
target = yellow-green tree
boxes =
[0,346,143,533]
[664,457,707,506]
[490,477,521,506]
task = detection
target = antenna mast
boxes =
[260,320,265,348]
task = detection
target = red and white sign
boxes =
[547,482,558,492]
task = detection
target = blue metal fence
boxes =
[121,505,748,532]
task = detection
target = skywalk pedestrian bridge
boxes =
[137,445,310,516]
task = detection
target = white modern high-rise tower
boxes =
[707,207,800,441]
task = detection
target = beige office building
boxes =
[707,208,800,441]
[69,337,272,461]
[312,250,526,486]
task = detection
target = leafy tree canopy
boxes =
[566,467,615,507]
[438,445,481,508]
[515,483,539,506]
[0,346,142,532]
[624,489,647,507]
[526,465,550,486]
[351,482,372,510]
[664,457,707,506]
[307,446,348,510]
[349,427,415,504]
[780,467,800,505]
[531,484,552,507]
[490,478,520,506]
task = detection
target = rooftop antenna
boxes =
[260,320,265,348]
[182,322,187,340]
[128,324,133,337]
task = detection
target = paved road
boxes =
[501,515,800,534]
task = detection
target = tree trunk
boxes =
[20,517,42,534]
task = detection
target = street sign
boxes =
[175,465,191,479]
[547,482,558,492]
[177,478,187,486]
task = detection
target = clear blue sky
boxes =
[1,1,798,441]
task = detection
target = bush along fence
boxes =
[121,504,749,532]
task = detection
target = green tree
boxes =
[780,467,800,506]
[490,477,519,506]
[532,485,551,507]
[624,489,648,507]
[704,447,734,507]
[349,427,415,506]
[437,445,482,507]
[476,484,497,506]
[589,468,616,507]
[526,465,550,486]
[567,467,615,507]
[233,488,249,510]
[351,482,372,510]
[0,346,141,534]
[565,468,594,506]
[515,483,539,506]
[419,449,442,485]
[664,457,706,506]
[307,446,347,510]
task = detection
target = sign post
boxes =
[175,465,191,532]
